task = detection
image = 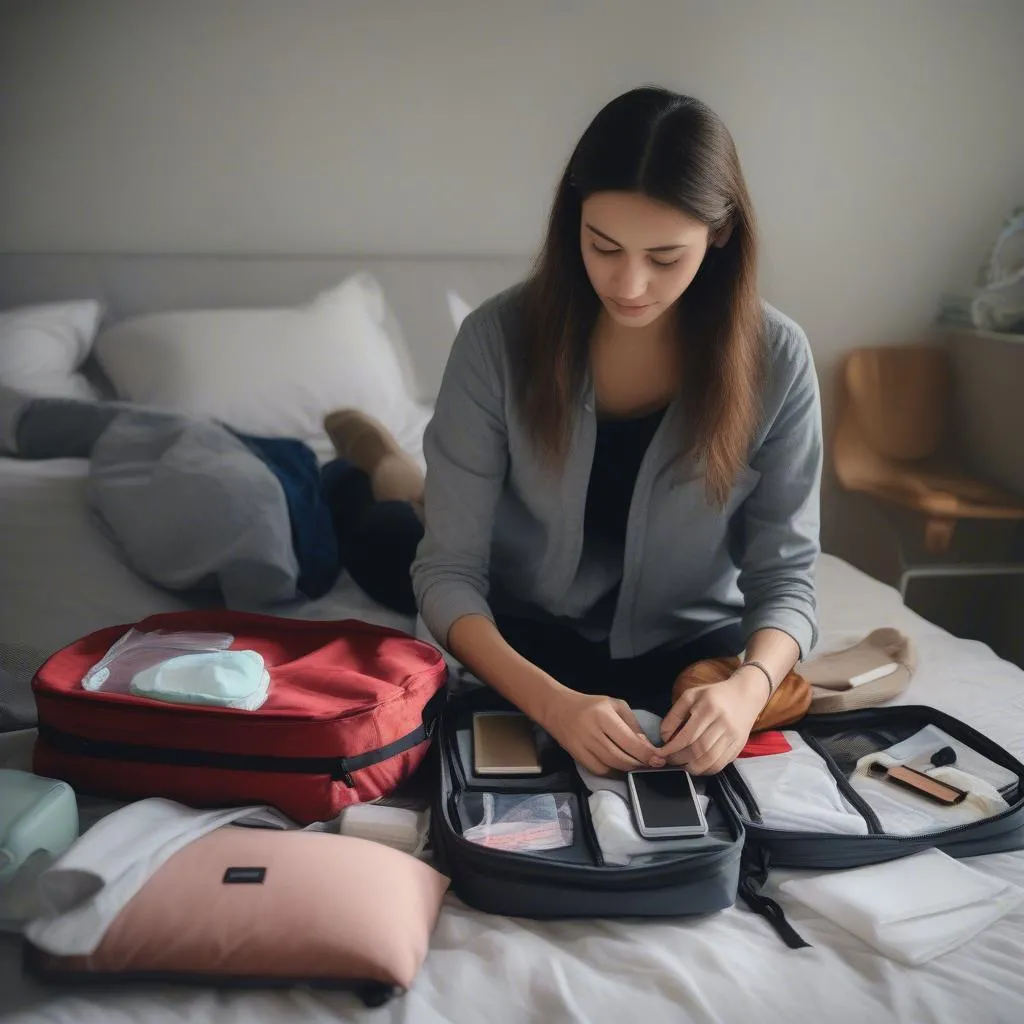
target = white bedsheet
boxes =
[2,460,1024,1023]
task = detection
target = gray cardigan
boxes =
[411,286,822,660]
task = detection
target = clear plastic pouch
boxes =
[81,629,234,694]
[462,792,574,852]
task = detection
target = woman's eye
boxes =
[592,245,620,256]
[650,258,679,268]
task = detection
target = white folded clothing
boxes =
[587,790,711,866]
[733,732,870,834]
[778,847,1024,965]
[24,798,292,956]
[851,752,1009,834]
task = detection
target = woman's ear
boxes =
[711,221,734,249]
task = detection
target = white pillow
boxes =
[446,289,475,331]
[94,273,426,461]
[0,300,103,399]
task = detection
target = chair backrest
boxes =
[843,346,950,461]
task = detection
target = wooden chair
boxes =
[833,345,1024,555]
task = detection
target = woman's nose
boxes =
[612,260,647,299]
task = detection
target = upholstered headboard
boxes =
[0,252,530,401]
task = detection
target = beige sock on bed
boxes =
[801,628,916,713]
[323,409,425,508]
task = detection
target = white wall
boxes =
[2,0,1022,403]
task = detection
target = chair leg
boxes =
[924,517,957,554]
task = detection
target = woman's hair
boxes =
[513,86,763,504]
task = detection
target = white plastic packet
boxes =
[82,629,234,694]
[462,793,574,852]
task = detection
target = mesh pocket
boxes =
[807,723,924,776]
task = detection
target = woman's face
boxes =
[580,191,711,330]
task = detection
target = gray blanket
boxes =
[88,410,300,608]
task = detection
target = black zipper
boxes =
[723,763,762,823]
[38,686,447,787]
[569,764,607,867]
[39,723,359,783]
[800,731,885,833]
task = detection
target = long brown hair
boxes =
[513,87,763,504]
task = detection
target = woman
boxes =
[410,86,823,778]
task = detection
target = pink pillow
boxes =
[27,827,449,1000]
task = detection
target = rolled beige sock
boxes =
[371,452,426,505]
[801,628,916,713]
[323,409,424,505]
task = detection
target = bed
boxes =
[1,255,1023,1023]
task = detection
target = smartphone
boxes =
[626,768,709,839]
[472,712,543,776]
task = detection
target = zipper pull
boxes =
[739,847,810,950]
[739,878,810,949]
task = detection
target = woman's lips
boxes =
[609,299,653,317]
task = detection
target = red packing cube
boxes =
[31,610,448,825]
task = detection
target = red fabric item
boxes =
[32,610,447,824]
[738,731,792,758]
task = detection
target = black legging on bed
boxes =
[320,457,424,615]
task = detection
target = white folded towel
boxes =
[338,803,429,857]
[587,790,711,865]
[778,848,1023,965]
[733,732,870,835]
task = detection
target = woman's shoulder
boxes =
[756,302,818,422]
[759,301,813,370]
[448,281,530,378]
[459,281,529,342]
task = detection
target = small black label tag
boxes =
[223,866,266,884]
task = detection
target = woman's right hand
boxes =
[446,614,665,775]
[540,688,666,775]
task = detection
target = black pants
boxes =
[494,616,744,716]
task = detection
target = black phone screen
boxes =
[631,770,702,829]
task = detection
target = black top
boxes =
[583,405,667,551]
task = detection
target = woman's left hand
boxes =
[657,667,768,775]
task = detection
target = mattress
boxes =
[2,460,1024,1023]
